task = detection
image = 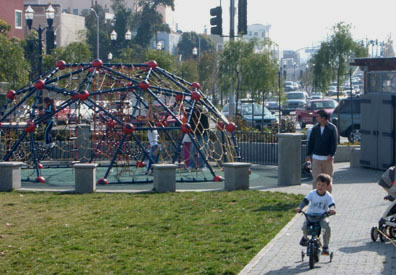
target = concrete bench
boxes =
[153,164,177,193]
[0,162,24,191]
[223,162,251,191]
[74,163,98,193]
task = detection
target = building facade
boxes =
[24,4,86,49]
[0,0,25,39]
[24,0,139,15]
[243,24,271,43]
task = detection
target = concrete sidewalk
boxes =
[240,163,396,275]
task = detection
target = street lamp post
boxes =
[192,47,198,59]
[110,30,117,59]
[25,4,55,78]
[156,41,162,50]
[125,29,132,48]
[90,8,99,60]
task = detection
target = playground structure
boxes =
[0,59,239,184]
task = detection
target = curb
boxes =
[239,213,301,274]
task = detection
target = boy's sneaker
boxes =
[299,237,308,247]
[321,247,329,255]
[49,142,56,149]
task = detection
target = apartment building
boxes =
[0,0,25,39]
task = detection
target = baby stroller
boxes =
[370,166,396,243]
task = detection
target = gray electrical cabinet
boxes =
[351,58,396,170]
[360,92,395,170]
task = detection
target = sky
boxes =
[173,0,396,54]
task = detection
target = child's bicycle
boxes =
[300,211,334,269]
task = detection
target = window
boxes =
[73,9,78,15]
[339,99,360,114]
[367,71,396,93]
[262,31,265,37]
[254,32,258,36]
[15,10,22,29]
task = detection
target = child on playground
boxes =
[40,97,56,149]
[145,100,160,174]
[295,173,336,255]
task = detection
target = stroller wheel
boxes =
[389,226,396,239]
[370,227,378,242]
[379,227,387,242]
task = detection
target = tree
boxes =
[218,39,256,96]
[43,42,93,72]
[198,51,218,104]
[179,59,199,83]
[0,19,11,35]
[177,32,215,60]
[110,0,136,58]
[240,39,278,99]
[134,0,175,48]
[0,35,30,89]
[310,22,368,93]
[85,3,112,60]
[145,49,176,72]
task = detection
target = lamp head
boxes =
[46,4,55,28]
[25,5,34,30]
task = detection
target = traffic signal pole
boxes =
[211,0,247,119]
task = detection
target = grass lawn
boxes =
[0,191,303,274]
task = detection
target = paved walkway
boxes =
[240,162,396,275]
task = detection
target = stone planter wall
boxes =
[334,145,360,163]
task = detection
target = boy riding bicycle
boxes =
[295,173,336,255]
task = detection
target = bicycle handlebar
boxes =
[300,211,334,220]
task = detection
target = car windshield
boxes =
[311,101,337,109]
[287,93,304,100]
[240,103,270,115]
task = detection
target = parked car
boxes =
[282,91,310,115]
[222,102,278,129]
[296,99,338,128]
[311,92,324,99]
[330,97,360,142]
[326,90,348,102]
[265,97,280,111]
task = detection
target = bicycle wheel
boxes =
[309,243,315,269]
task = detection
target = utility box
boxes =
[351,58,396,170]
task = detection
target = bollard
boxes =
[0,162,24,191]
[223,162,251,191]
[277,133,304,186]
[74,163,98,193]
[350,148,361,168]
[153,164,177,193]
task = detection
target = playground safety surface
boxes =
[19,164,312,192]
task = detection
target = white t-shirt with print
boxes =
[305,190,335,215]
[148,130,159,147]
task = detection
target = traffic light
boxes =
[238,0,247,35]
[210,6,222,36]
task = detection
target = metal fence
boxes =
[234,131,308,165]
